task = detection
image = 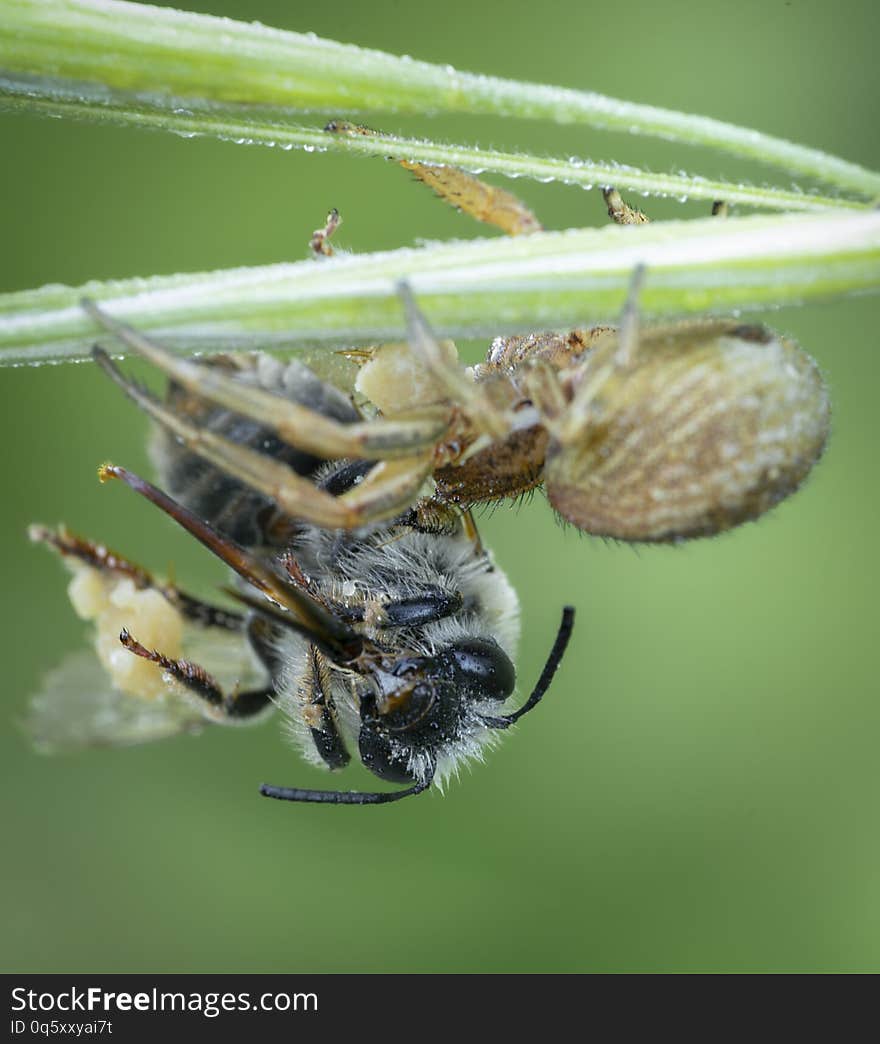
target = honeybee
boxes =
[28,166,828,803]
[29,311,574,804]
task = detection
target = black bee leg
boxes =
[99,464,363,659]
[293,646,351,771]
[335,588,464,630]
[118,630,274,720]
[381,588,464,628]
[259,774,434,806]
[482,606,575,728]
[169,590,244,632]
[28,523,243,631]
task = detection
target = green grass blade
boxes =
[1,0,877,198]
[2,211,878,367]
[0,76,863,215]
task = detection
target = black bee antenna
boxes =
[481,606,575,729]
[259,770,435,806]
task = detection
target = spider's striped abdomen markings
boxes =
[543,321,831,542]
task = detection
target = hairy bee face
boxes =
[358,639,517,784]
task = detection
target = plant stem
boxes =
[2,212,878,367]
[0,77,863,215]
[1,0,878,198]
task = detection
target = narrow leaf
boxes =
[2,212,878,367]
[0,75,864,215]
[1,0,877,198]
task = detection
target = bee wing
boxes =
[27,620,274,753]
[26,650,210,753]
[180,624,269,695]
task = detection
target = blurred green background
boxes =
[2,0,878,973]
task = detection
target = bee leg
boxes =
[28,523,244,631]
[119,629,274,720]
[379,588,464,628]
[481,606,575,728]
[397,282,509,439]
[603,187,650,225]
[293,646,351,770]
[259,772,434,806]
[99,466,364,659]
[84,301,451,460]
[94,352,434,529]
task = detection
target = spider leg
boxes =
[324,121,542,237]
[93,350,433,530]
[557,264,646,442]
[520,359,568,431]
[615,262,646,368]
[83,300,451,461]
[310,207,341,257]
[399,161,543,236]
[605,185,725,222]
[603,187,650,225]
[397,282,510,439]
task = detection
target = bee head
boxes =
[359,639,516,783]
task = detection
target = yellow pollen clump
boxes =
[67,563,184,700]
[356,340,461,415]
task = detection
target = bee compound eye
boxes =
[441,639,516,701]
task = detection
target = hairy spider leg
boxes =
[310,207,341,257]
[397,282,511,439]
[556,264,648,444]
[83,299,452,461]
[92,349,434,531]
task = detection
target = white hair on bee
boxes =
[31,296,583,805]
[274,519,520,789]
